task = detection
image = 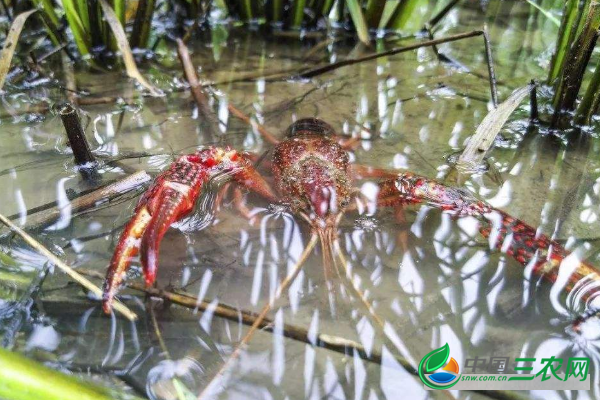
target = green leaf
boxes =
[345,0,370,45]
[425,343,450,373]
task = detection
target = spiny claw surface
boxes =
[102,147,272,313]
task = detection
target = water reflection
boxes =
[0,1,598,399]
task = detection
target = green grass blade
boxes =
[547,0,579,83]
[0,9,37,91]
[0,347,144,400]
[378,0,400,29]
[31,0,59,26]
[322,0,335,16]
[113,0,125,25]
[61,0,92,57]
[365,0,386,28]
[291,0,306,27]
[387,0,421,30]
[345,0,370,45]
[73,0,91,34]
[575,57,600,125]
[98,0,162,96]
[523,0,560,26]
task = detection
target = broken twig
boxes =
[24,171,151,230]
[176,38,220,137]
[58,103,99,182]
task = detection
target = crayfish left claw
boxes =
[102,148,275,314]
[102,205,152,314]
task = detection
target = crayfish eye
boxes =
[394,178,409,194]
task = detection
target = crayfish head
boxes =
[295,158,351,227]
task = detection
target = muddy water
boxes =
[0,1,599,399]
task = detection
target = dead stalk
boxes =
[176,38,220,137]
[0,213,137,321]
[58,103,99,182]
[24,171,151,230]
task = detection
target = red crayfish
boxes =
[102,118,600,314]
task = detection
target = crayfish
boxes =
[102,118,600,318]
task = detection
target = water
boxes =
[1,1,600,399]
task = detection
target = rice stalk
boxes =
[551,1,600,128]
[291,0,306,27]
[547,0,579,83]
[98,0,162,96]
[130,0,157,49]
[387,0,422,30]
[238,0,253,20]
[365,0,386,28]
[32,0,59,27]
[268,0,283,23]
[61,0,92,57]
[574,58,600,125]
[73,0,91,35]
[31,0,64,48]
[113,0,126,25]
[346,0,370,44]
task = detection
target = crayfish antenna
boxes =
[317,227,336,285]
[196,234,318,400]
[332,239,385,328]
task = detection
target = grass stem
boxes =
[0,213,138,321]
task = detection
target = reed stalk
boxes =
[387,0,421,30]
[290,0,306,28]
[346,0,370,44]
[574,58,600,125]
[130,0,157,49]
[365,0,386,28]
[547,0,579,83]
[551,1,600,128]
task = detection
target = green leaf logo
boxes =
[419,343,460,389]
[424,343,450,373]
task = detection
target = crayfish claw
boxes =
[140,187,192,287]
[102,206,152,314]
